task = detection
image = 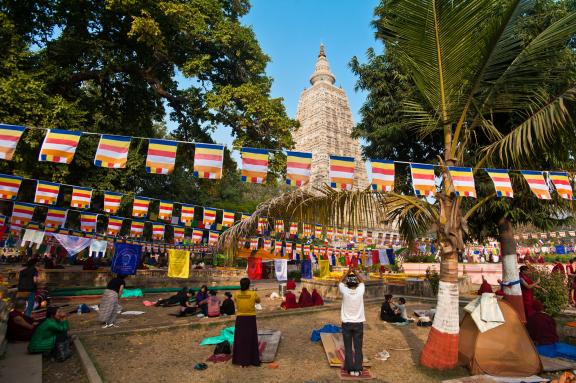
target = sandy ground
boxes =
[43,350,89,383]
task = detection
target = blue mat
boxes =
[536,342,576,360]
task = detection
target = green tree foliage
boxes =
[530,265,569,316]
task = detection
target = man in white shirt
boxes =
[339,268,365,377]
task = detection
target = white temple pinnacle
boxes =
[310,43,336,85]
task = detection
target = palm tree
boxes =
[221,0,576,370]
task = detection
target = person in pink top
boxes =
[207,290,221,318]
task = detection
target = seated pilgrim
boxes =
[477,276,493,295]
[177,290,197,317]
[298,287,314,308]
[380,294,406,323]
[311,289,324,306]
[7,299,37,342]
[280,291,299,310]
[220,292,235,316]
[526,301,559,345]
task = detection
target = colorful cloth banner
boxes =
[521,170,551,200]
[549,171,573,200]
[11,202,35,226]
[158,201,173,222]
[370,159,395,192]
[107,216,123,236]
[53,234,93,257]
[257,218,268,234]
[34,181,60,205]
[130,220,145,237]
[38,129,82,164]
[274,259,288,281]
[152,223,165,240]
[45,207,67,229]
[192,229,203,244]
[173,226,185,243]
[319,260,330,278]
[485,168,514,198]
[208,231,219,246]
[202,207,216,228]
[410,163,436,197]
[180,204,195,227]
[247,257,262,280]
[249,237,259,250]
[263,238,272,252]
[146,139,177,175]
[222,210,235,227]
[80,212,98,232]
[286,151,312,187]
[193,143,224,179]
[327,227,334,239]
[111,243,141,275]
[448,166,476,198]
[22,229,44,246]
[94,135,131,168]
[275,219,285,233]
[241,213,250,221]
[329,155,355,190]
[70,186,92,209]
[301,259,312,279]
[167,249,190,278]
[285,242,293,258]
[241,147,269,184]
[0,174,22,200]
[315,224,323,238]
[132,196,151,218]
[103,191,122,214]
[303,223,312,237]
[0,124,25,160]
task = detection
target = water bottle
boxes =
[77,305,82,315]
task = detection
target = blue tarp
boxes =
[200,327,235,346]
[310,324,342,342]
[536,342,576,360]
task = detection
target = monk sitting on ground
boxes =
[286,279,296,290]
[477,276,493,295]
[280,291,299,310]
[311,289,324,306]
[526,301,559,345]
[6,299,37,342]
[298,287,314,308]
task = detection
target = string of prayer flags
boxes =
[448,167,476,198]
[548,171,573,200]
[222,210,235,227]
[39,129,82,164]
[347,229,354,241]
[241,147,269,184]
[327,227,334,240]
[249,237,259,250]
[0,174,22,200]
[173,226,185,243]
[192,229,203,244]
[34,181,60,205]
[94,135,131,168]
[315,224,323,238]
[275,219,284,233]
[285,242,293,258]
[202,207,216,228]
[286,151,312,187]
[303,223,312,237]
[521,170,551,199]
[146,139,177,175]
[289,222,298,237]
[107,216,123,236]
[158,201,173,222]
[329,155,355,190]
[103,191,123,214]
[357,229,364,242]
[130,220,145,237]
[208,231,219,246]
[257,217,268,234]
[152,223,165,240]
[370,159,395,192]
[485,168,514,198]
[45,208,67,230]
[70,186,92,209]
[0,124,25,160]
[11,202,35,226]
[132,196,151,218]
[180,204,195,226]
[80,212,98,232]
[410,163,436,197]
[193,143,224,179]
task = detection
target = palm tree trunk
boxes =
[497,217,526,323]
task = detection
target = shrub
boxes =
[425,267,440,296]
[288,270,301,282]
[530,265,569,316]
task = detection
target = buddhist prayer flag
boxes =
[286,151,312,187]
[241,213,250,221]
[158,201,173,222]
[146,139,177,175]
[130,220,144,237]
[103,191,122,213]
[39,129,82,164]
[34,181,60,205]
[285,242,293,258]
[521,170,551,199]
[94,135,131,168]
[448,167,476,198]
[370,159,395,192]
[152,223,165,240]
[70,186,92,209]
[45,208,67,229]
[173,226,185,243]
[192,229,203,244]
[257,218,268,234]
[180,204,195,226]
[0,174,22,200]
[327,227,334,239]
[410,163,436,197]
[549,171,573,200]
[275,219,285,233]
[222,210,235,227]
[249,237,259,250]
[132,196,151,218]
[0,124,25,160]
[303,223,312,237]
[315,224,323,238]
[289,222,298,236]
[107,216,123,236]
[485,168,514,198]
[80,212,98,232]
[11,202,35,226]
[167,249,190,278]
[193,143,224,179]
[329,155,355,190]
[241,147,269,184]
[202,207,216,228]
[357,229,364,242]
[569,231,576,237]
[208,231,219,246]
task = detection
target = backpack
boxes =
[213,341,231,355]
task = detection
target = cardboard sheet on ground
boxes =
[120,311,145,315]
[320,333,371,368]
[339,368,374,380]
[540,355,576,372]
[258,329,281,363]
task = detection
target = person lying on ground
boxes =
[526,301,559,345]
[311,288,324,306]
[220,292,235,316]
[298,287,314,308]
[207,290,221,318]
[280,291,299,310]
[28,307,69,355]
[7,299,37,342]
[380,294,406,323]
[178,290,197,317]
[155,287,190,307]
[196,285,209,317]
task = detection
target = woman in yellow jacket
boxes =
[232,277,261,367]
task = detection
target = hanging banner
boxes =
[202,207,216,229]
[286,151,312,187]
[53,234,93,257]
[521,170,551,200]
[132,196,151,218]
[241,147,269,184]
[80,212,98,232]
[192,229,203,244]
[0,124,25,160]
[45,207,67,230]
[249,237,259,250]
[180,204,195,226]
[173,226,185,243]
[315,224,323,238]
[274,259,288,281]
[34,181,60,205]
[94,134,131,168]
[107,216,123,236]
[158,201,173,222]
[370,159,395,192]
[146,139,177,175]
[111,243,141,275]
[38,129,82,164]
[167,249,190,278]
[257,217,268,234]
[247,257,262,280]
[410,163,436,197]
[0,174,22,200]
[103,191,123,213]
[484,168,514,198]
[301,259,312,279]
[319,260,330,278]
[329,155,355,190]
[11,202,35,226]
[448,166,476,198]
[208,231,219,246]
[70,186,92,209]
[152,223,165,240]
[275,219,285,233]
[130,220,145,237]
[549,171,573,200]
[303,223,312,237]
[222,210,235,227]
[193,143,224,179]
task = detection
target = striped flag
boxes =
[158,201,173,222]
[327,227,334,239]
[222,210,235,227]
[249,237,259,250]
[275,219,285,233]
[202,207,216,229]
[263,238,272,252]
[410,163,436,197]
[315,224,323,238]
[285,242,293,257]
[192,229,204,244]
[180,204,195,227]
[208,231,219,246]
[103,191,123,214]
[303,223,312,237]
[132,196,151,218]
[70,186,92,209]
[0,124,25,160]
[45,207,67,230]
[80,212,98,232]
[370,159,395,192]
[549,171,573,200]
[152,223,165,240]
[329,155,355,190]
[39,129,82,164]
[286,151,312,187]
[521,170,551,199]
[485,169,514,198]
[107,216,123,236]
[257,218,268,234]
[130,220,145,237]
[0,174,22,200]
[94,135,131,168]
[193,143,224,179]
[241,147,269,184]
[241,213,250,221]
[173,226,185,243]
[357,229,364,242]
[289,222,299,236]
[569,231,576,237]
[34,181,60,205]
[448,167,476,198]
[11,202,35,226]
[146,139,177,175]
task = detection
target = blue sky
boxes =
[211,0,382,147]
